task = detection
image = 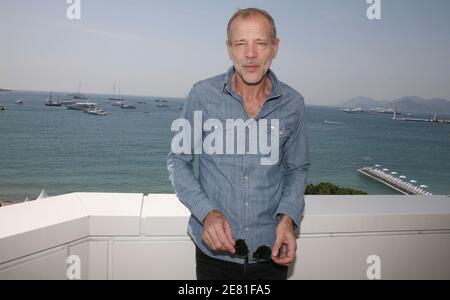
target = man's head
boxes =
[226,8,280,85]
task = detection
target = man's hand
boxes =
[272,214,297,266]
[202,210,235,254]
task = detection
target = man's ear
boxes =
[226,41,233,60]
[273,38,280,59]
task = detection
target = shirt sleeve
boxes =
[167,85,218,224]
[275,97,311,228]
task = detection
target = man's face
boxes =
[227,15,280,85]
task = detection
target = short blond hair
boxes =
[227,8,277,44]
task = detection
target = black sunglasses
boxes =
[234,239,273,262]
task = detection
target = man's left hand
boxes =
[271,214,297,266]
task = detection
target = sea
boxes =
[0,90,449,202]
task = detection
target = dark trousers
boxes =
[196,247,288,280]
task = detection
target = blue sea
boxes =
[0,90,449,201]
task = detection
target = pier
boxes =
[358,167,432,195]
[392,111,450,124]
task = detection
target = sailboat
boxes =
[70,82,88,100]
[45,90,62,106]
[109,83,124,101]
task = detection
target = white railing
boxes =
[0,193,449,280]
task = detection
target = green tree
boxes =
[305,182,367,195]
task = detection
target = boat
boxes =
[157,103,169,108]
[86,107,108,116]
[67,102,97,110]
[137,101,147,104]
[45,91,62,107]
[409,180,417,183]
[73,93,88,100]
[324,120,341,124]
[120,104,136,109]
[341,107,364,113]
[0,105,6,111]
[16,99,23,105]
[144,109,150,113]
[69,82,88,100]
[399,175,407,179]
[60,99,76,106]
[111,101,124,107]
[370,107,399,114]
[109,83,124,101]
[67,104,85,110]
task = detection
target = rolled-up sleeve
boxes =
[275,98,310,227]
[167,85,218,223]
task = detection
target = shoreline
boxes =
[0,200,22,207]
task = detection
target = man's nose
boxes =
[245,44,257,59]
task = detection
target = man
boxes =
[167,8,310,280]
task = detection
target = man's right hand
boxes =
[202,210,236,254]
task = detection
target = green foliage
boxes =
[305,182,367,195]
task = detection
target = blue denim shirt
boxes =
[167,67,310,264]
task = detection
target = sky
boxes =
[1,0,449,106]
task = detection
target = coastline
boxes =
[0,200,21,207]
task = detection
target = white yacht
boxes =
[67,102,97,110]
[111,101,124,107]
[86,107,108,116]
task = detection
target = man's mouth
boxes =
[243,65,259,72]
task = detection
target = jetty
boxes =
[392,111,450,124]
[358,166,432,195]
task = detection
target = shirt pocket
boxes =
[266,122,290,147]
[201,121,238,161]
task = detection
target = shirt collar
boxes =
[222,66,283,100]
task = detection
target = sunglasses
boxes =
[234,239,273,262]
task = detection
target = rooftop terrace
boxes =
[1,193,449,280]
